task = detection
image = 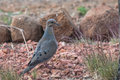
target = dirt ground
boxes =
[0,0,117,17]
[0,0,118,80]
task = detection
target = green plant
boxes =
[0,68,22,80]
[77,6,88,16]
[0,9,3,12]
[74,38,96,45]
[84,50,118,80]
[109,38,119,44]
[31,69,37,80]
[0,10,23,25]
[1,15,11,25]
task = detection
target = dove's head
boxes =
[47,19,60,27]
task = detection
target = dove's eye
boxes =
[51,22,54,23]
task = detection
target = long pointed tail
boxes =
[20,65,35,76]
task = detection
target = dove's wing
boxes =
[28,40,58,66]
[29,37,46,61]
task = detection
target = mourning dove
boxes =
[20,19,59,75]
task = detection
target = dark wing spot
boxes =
[37,56,39,60]
[44,51,47,54]
[29,59,41,66]
[39,54,42,56]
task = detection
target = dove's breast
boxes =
[39,39,58,62]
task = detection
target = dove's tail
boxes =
[20,65,36,76]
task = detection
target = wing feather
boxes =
[28,40,57,66]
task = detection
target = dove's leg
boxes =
[44,62,55,69]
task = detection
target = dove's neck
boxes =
[44,26,56,39]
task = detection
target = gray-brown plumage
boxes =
[20,19,59,75]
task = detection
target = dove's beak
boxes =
[55,23,60,26]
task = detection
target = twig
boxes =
[10,42,14,50]
[60,8,85,41]
[0,24,30,56]
[60,1,84,40]
[21,30,30,56]
[0,24,23,31]
[10,42,17,64]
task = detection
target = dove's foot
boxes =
[44,62,56,69]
